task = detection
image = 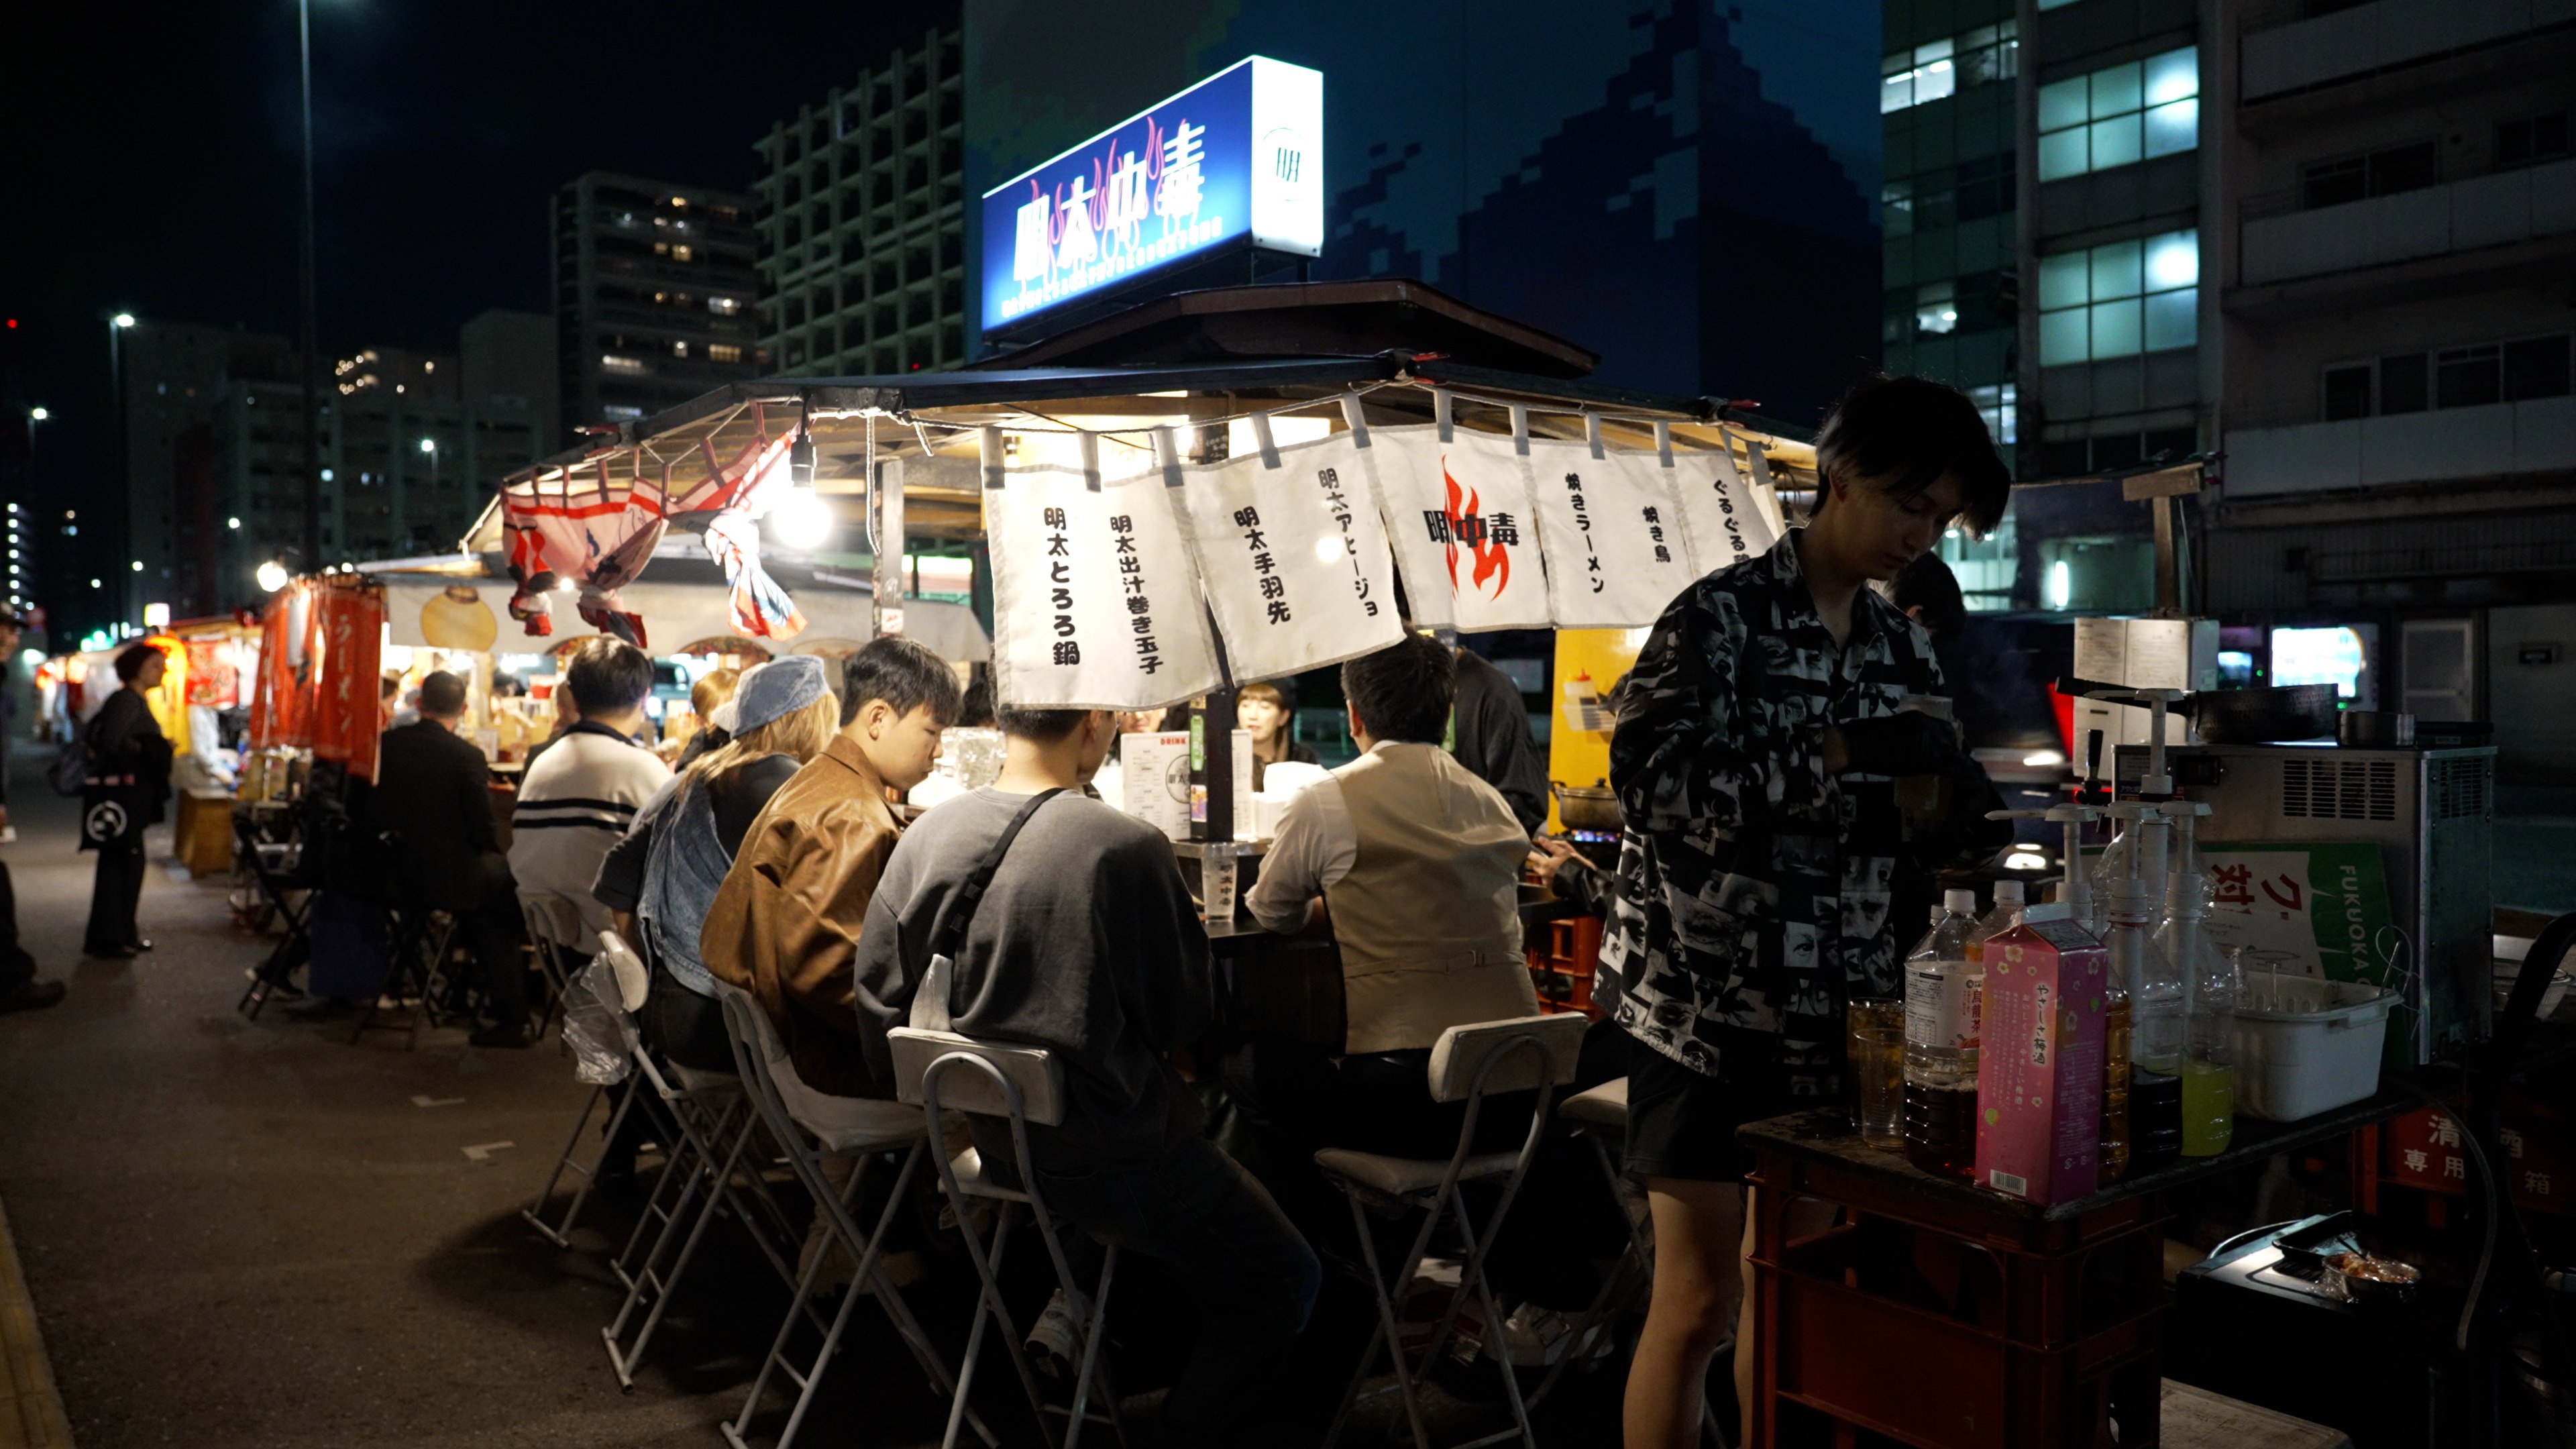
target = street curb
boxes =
[0,1193,72,1448]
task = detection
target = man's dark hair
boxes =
[417,671,468,718]
[1811,374,2011,535]
[113,644,162,682]
[839,635,964,728]
[995,706,1091,744]
[565,638,654,714]
[1341,633,1456,745]
[1894,553,1968,643]
[958,665,996,729]
[380,673,401,701]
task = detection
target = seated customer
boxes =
[700,637,961,1097]
[674,666,741,769]
[1242,632,1543,1157]
[368,671,531,1048]
[1236,680,1319,790]
[849,705,1318,1442]
[509,639,671,1040]
[594,657,835,1072]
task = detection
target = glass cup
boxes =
[1847,999,1906,1150]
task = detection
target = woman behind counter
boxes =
[1602,375,2012,1448]
[80,644,174,958]
[1236,680,1317,790]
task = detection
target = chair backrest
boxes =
[889,1028,1067,1128]
[1426,1013,1588,1105]
[592,927,652,1013]
[714,979,805,1133]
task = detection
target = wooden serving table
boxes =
[1739,1086,2417,1449]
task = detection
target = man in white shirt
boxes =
[506,639,670,1044]
[1241,633,1541,1160]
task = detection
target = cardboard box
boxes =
[1974,912,2110,1205]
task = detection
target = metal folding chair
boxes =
[234,811,315,1019]
[522,930,656,1248]
[716,981,989,1449]
[889,1008,1124,1449]
[517,893,587,1047]
[350,902,456,1049]
[1316,1012,1587,1449]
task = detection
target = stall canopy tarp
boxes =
[484,359,1819,710]
[378,572,990,666]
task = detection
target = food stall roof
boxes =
[479,357,1819,551]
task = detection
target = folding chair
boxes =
[350,902,457,1049]
[1317,1012,1587,1449]
[234,812,315,1020]
[716,981,990,1449]
[517,893,587,1047]
[890,985,1121,1449]
[523,929,655,1248]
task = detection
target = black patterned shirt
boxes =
[1597,531,1964,1098]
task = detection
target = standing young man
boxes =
[701,635,961,1097]
[1604,376,2012,1447]
[849,705,1319,1442]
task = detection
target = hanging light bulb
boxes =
[788,428,817,489]
[769,490,836,551]
[255,559,292,592]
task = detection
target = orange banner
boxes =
[309,578,386,783]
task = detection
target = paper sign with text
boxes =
[2194,841,2398,990]
[1364,425,1552,633]
[1664,441,1778,576]
[1179,433,1405,682]
[987,464,1220,710]
[1527,441,1701,628]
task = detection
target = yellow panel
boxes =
[1544,627,1651,832]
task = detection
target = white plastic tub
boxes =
[2230,978,2394,1123]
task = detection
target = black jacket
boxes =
[80,690,172,849]
[1451,648,1549,834]
[365,720,501,910]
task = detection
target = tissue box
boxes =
[1974,914,2109,1205]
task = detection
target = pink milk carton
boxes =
[1974,906,2108,1205]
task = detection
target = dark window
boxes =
[1957,153,2018,222]
[2369,140,2438,195]
[2499,111,2572,167]
[2301,156,2367,209]
[2504,335,2572,400]
[2324,365,2373,421]
[2091,433,2143,469]
[2142,427,2197,461]
[2434,345,2502,409]
[2301,139,2439,209]
[2379,353,2430,414]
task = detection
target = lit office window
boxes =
[1969,382,2019,445]
[2038,230,2198,366]
[1915,282,1958,336]
[708,296,743,315]
[2037,47,2197,181]
[1882,23,2017,114]
[1938,514,2019,611]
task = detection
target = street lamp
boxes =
[420,435,439,494]
[109,312,138,634]
[26,407,44,421]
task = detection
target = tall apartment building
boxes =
[112,321,303,625]
[753,28,967,376]
[1883,1,2025,608]
[553,172,761,437]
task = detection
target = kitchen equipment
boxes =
[2115,739,2496,1066]
[1551,782,1622,833]
[2338,710,2416,749]
[2231,977,2393,1121]
[2188,684,2339,743]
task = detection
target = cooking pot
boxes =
[1552,782,1623,833]
[2190,685,2340,744]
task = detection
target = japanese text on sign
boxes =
[1234,505,1293,625]
[1320,466,1379,618]
[1112,512,1165,675]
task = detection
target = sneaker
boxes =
[0,981,65,1014]
[1024,1288,1082,1383]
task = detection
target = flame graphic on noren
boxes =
[1442,458,1511,598]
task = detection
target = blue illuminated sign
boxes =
[981,56,1322,335]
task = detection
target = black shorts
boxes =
[1623,1044,1799,1184]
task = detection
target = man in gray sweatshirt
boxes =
[849,704,1318,1440]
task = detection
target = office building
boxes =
[1882,0,2023,608]
[553,172,761,437]
[111,321,303,625]
[754,27,967,375]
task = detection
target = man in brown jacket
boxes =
[700,636,962,1097]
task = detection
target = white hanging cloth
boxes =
[984,453,1220,710]
[1177,428,1406,682]
[1362,425,1552,633]
[1524,438,1703,629]
[1667,434,1780,573]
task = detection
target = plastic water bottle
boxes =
[1966,880,2025,967]
[2182,950,2240,1156]
[1903,889,1984,1179]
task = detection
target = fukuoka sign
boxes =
[980,56,1324,333]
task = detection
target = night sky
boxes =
[3,0,952,523]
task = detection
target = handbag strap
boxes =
[910,788,1065,1033]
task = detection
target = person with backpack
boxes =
[80,644,174,959]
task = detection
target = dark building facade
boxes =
[553,172,762,436]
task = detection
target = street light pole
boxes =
[108,313,134,629]
[298,0,322,571]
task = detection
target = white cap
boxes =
[1945,888,1978,915]
[1995,880,2026,906]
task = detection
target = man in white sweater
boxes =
[506,639,669,1043]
